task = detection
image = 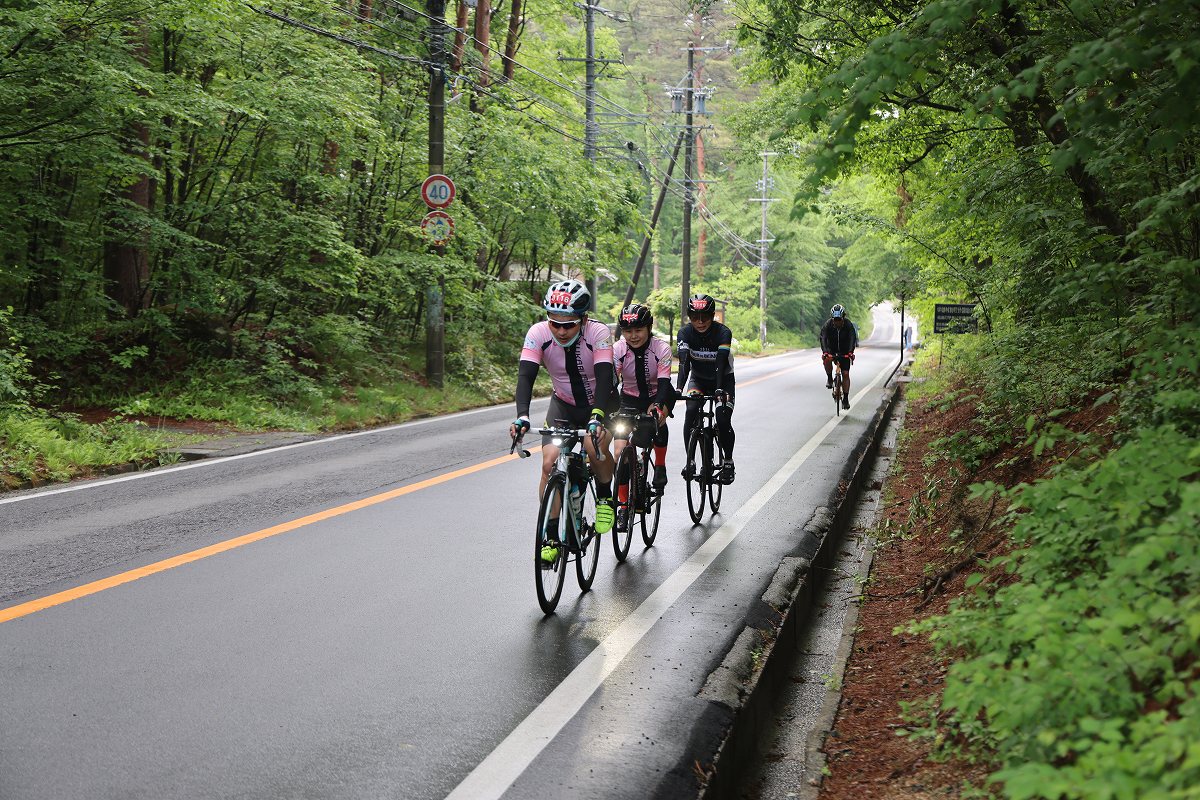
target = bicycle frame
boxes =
[514,426,604,548]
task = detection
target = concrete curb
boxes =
[696,372,904,800]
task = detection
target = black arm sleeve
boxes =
[714,348,730,392]
[515,360,539,418]
[592,361,614,413]
[654,377,673,406]
[675,330,691,391]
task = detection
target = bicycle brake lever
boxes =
[590,431,607,462]
[510,436,531,458]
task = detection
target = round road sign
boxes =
[421,174,456,209]
[421,210,455,245]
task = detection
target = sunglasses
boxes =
[548,318,581,330]
[687,313,714,321]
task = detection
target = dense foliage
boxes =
[737,0,1199,794]
[1,0,901,482]
[0,0,640,415]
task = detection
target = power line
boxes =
[247,4,434,68]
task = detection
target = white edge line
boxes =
[0,399,534,506]
[443,358,892,800]
[0,348,823,507]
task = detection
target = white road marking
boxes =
[444,359,893,800]
[0,400,528,506]
[0,351,806,507]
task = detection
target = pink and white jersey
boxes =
[613,336,672,400]
[521,319,613,407]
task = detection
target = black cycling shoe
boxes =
[841,396,850,410]
[681,463,696,481]
[615,506,628,532]
[720,460,735,485]
[652,465,668,489]
[825,379,834,389]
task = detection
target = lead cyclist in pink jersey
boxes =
[509,279,616,535]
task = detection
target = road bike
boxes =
[609,408,664,554]
[832,358,845,416]
[681,394,727,524]
[512,426,604,614]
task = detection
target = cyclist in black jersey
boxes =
[820,303,858,410]
[675,294,736,485]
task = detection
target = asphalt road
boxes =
[0,307,903,800]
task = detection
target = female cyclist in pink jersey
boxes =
[611,303,675,532]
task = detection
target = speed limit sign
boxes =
[421,174,456,209]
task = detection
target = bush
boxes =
[911,424,1200,798]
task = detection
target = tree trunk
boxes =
[103,22,153,318]
[469,0,492,113]
[451,0,469,73]
[502,0,524,82]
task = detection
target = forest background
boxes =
[2,0,1199,795]
[0,0,897,484]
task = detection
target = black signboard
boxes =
[933,303,978,333]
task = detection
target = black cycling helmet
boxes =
[830,303,846,319]
[687,294,716,316]
[618,303,653,330]
[543,279,591,316]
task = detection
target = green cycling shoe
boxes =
[594,498,615,535]
[540,544,561,564]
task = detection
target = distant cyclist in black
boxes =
[820,303,858,410]
[676,294,736,484]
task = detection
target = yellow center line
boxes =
[2,362,807,626]
[739,363,802,388]
[0,447,542,626]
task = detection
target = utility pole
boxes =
[624,131,685,307]
[751,151,779,349]
[560,3,624,311]
[425,0,447,387]
[669,41,719,320]
[681,42,695,320]
[583,2,597,308]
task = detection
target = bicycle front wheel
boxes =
[833,373,842,416]
[640,449,661,546]
[535,475,568,614]
[612,447,637,562]
[709,432,724,514]
[685,426,705,524]
[576,483,600,591]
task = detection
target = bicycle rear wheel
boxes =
[639,449,661,546]
[575,483,600,591]
[612,447,637,562]
[685,426,705,524]
[708,431,724,513]
[535,476,568,614]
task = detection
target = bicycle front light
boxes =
[613,422,628,435]
[551,437,563,447]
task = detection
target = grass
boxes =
[3,367,552,489]
[0,412,199,487]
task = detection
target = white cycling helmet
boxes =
[544,279,591,316]
[830,304,846,318]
